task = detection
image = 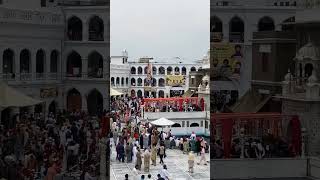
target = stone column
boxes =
[223,23,229,42]
[15,49,20,80]
[82,58,88,78]
[82,95,87,112]
[32,50,36,80]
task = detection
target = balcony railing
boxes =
[89,32,104,41]
[48,73,58,80]
[36,73,45,80]
[2,73,15,80]
[20,73,32,81]
[229,32,244,43]
[211,32,223,42]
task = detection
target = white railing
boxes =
[1,73,15,80]
[166,127,206,136]
[20,73,32,80]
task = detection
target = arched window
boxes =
[36,49,45,79]
[50,50,59,73]
[305,63,313,77]
[172,123,181,127]
[258,17,275,31]
[229,16,244,43]
[138,67,143,74]
[144,66,148,74]
[159,78,165,87]
[159,66,165,75]
[2,49,14,75]
[20,49,31,73]
[131,67,136,74]
[67,16,82,41]
[190,67,196,72]
[174,67,180,75]
[181,67,186,75]
[137,90,143,98]
[137,78,142,86]
[211,16,223,42]
[111,77,115,86]
[126,77,129,85]
[131,78,136,86]
[190,123,200,127]
[88,16,104,41]
[153,66,157,75]
[88,51,103,78]
[167,66,172,75]
[67,51,82,77]
[121,77,124,86]
[158,90,165,98]
[116,77,120,85]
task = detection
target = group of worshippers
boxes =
[144,100,202,113]
[0,109,108,180]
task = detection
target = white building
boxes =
[211,0,296,100]
[0,0,110,116]
[111,51,202,98]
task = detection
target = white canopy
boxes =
[110,88,123,96]
[0,82,43,109]
[150,117,175,126]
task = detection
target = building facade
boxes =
[0,0,110,116]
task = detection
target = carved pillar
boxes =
[82,58,88,78]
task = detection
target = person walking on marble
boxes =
[197,146,207,165]
[125,142,132,163]
[151,145,157,166]
[158,142,166,164]
[136,148,142,170]
[144,148,151,172]
[188,151,195,173]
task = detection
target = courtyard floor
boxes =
[110,144,210,180]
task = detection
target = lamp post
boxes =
[240,127,245,159]
[301,127,306,158]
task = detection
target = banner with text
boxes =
[166,75,186,87]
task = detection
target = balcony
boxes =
[20,73,32,81]
[229,32,244,43]
[210,32,223,42]
[1,73,15,81]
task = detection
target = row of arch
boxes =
[67,50,104,78]
[111,77,166,87]
[2,49,59,78]
[67,15,104,41]
[131,89,165,98]
[131,66,197,75]
[211,16,294,42]
[67,88,104,115]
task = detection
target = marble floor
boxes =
[110,145,210,180]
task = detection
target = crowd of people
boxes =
[110,96,209,180]
[144,101,203,113]
[0,109,109,180]
[211,134,299,159]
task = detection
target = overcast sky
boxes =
[110,0,209,63]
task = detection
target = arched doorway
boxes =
[88,16,104,41]
[167,66,172,75]
[87,89,103,116]
[88,51,103,78]
[138,67,143,74]
[3,49,15,76]
[131,78,136,86]
[50,50,59,74]
[137,78,142,86]
[153,66,157,75]
[181,67,186,75]
[20,49,31,73]
[158,90,164,98]
[48,101,57,114]
[159,66,165,75]
[137,90,143,98]
[159,78,165,87]
[190,67,196,72]
[174,67,180,75]
[211,16,223,42]
[258,16,275,31]
[67,16,82,41]
[131,67,136,74]
[304,63,313,77]
[36,49,45,79]
[67,51,82,77]
[131,90,136,97]
[144,91,150,98]
[67,88,82,112]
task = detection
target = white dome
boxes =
[296,42,320,61]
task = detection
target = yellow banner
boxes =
[166,75,186,86]
[211,43,243,79]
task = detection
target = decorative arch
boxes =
[67,16,83,41]
[159,78,165,87]
[158,90,165,98]
[2,49,15,75]
[111,77,115,86]
[190,123,200,127]
[190,67,196,72]
[88,51,103,78]
[87,89,103,115]
[67,88,82,112]
[20,49,31,73]
[229,16,244,43]
[131,78,136,86]
[116,77,120,85]
[258,16,275,31]
[167,66,173,75]
[181,67,186,75]
[138,66,143,74]
[50,50,59,73]
[131,67,136,74]
[159,66,165,75]
[88,15,104,41]
[137,90,143,98]
[137,78,143,86]
[67,51,82,77]
[36,49,46,78]
[172,123,181,127]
